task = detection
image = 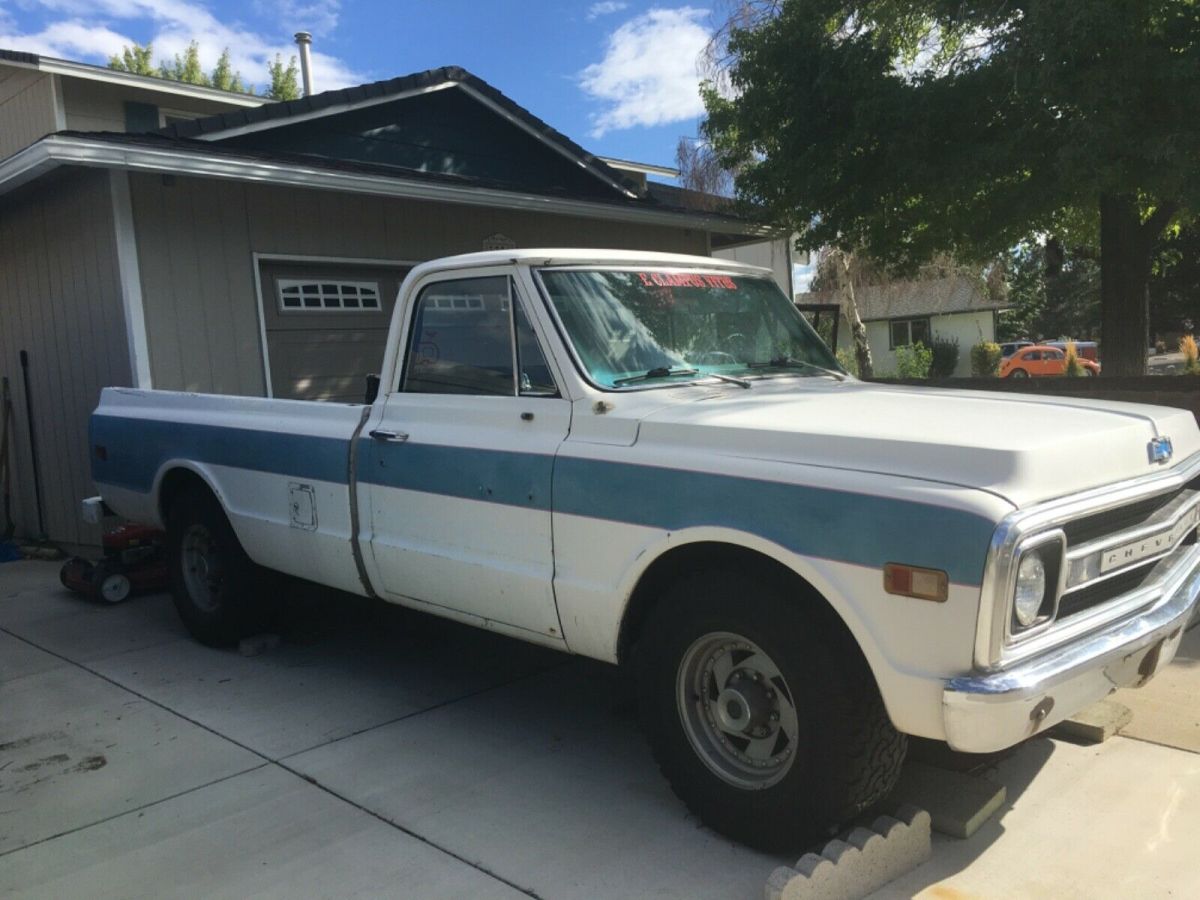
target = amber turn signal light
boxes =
[883,563,949,603]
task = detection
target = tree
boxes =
[210,49,247,94]
[266,54,301,101]
[107,43,156,76]
[999,239,1101,342]
[674,137,735,206]
[703,2,1200,375]
[159,41,210,87]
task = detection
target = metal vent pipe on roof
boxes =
[294,32,314,96]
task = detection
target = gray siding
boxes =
[61,78,246,133]
[130,174,711,395]
[0,168,132,546]
[0,68,57,161]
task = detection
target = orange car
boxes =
[999,344,1101,378]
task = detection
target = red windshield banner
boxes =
[636,272,738,290]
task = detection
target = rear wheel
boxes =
[635,570,906,852]
[1007,367,1029,378]
[166,487,272,645]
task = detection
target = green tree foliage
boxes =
[108,42,251,94]
[159,41,210,87]
[209,49,247,94]
[998,239,1101,342]
[1151,224,1200,338]
[895,342,933,379]
[970,342,1002,377]
[108,43,156,76]
[266,54,301,101]
[928,336,960,379]
[703,2,1200,375]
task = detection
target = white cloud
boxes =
[0,0,362,91]
[580,6,710,137]
[586,2,628,20]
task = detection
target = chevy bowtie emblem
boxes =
[1148,436,1174,464]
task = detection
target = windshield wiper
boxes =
[704,371,752,389]
[746,357,847,381]
[612,366,701,386]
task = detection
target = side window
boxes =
[402,276,514,396]
[514,297,557,396]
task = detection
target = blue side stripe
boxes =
[359,439,555,509]
[554,457,993,586]
[90,415,349,491]
[92,413,995,586]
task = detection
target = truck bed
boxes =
[90,387,370,596]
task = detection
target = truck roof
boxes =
[407,248,774,278]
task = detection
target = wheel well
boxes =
[616,542,857,667]
[157,468,213,524]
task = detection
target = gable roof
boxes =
[159,66,642,199]
[0,131,767,239]
[802,274,1006,320]
[0,47,265,108]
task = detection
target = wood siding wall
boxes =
[0,68,57,161]
[129,174,711,396]
[0,169,132,546]
[60,78,243,133]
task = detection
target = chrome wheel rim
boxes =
[676,631,800,789]
[181,523,223,612]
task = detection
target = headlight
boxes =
[1013,551,1047,627]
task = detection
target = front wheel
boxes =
[1007,367,1029,378]
[166,487,272,645]
[636,571,906,852]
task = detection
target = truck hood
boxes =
[634,379,1200,508]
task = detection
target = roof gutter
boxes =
[0,135,770,235]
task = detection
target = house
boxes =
[799,274,1007,377]
[0,52,768,550]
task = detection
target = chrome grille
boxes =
[978,451,1200,669]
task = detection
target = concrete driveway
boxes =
[2,558,1199,899]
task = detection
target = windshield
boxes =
[538,268,842,389]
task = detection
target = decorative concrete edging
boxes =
[764,806,932,900]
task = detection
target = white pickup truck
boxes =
[89,249,1200,850]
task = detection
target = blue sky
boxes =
[0,0,719,169]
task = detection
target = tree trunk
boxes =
[1099,194,1155,377]
[839,253,873,378]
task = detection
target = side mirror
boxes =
[364,373,381,404]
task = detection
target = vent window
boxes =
[278,280,382,312]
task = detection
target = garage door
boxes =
[259,260,412,402]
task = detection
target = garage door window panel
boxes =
[278,280,382,312]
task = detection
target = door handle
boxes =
[369,429,409,443]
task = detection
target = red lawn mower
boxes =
[60,523,169,603]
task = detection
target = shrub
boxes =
[1064,341,1086,377]
[895,342,933,379]
[928,336,960,379]
[1182,335,1200,375]
[970,341,1002,377]
[835,347,859,377]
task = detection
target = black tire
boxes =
[635,569,906,852]
[1007,367,1029,379]
[165,486,272,646]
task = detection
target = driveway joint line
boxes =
[0,625,552,896]
[0,763,271,859]
[276,659,576,763]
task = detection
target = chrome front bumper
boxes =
[943,543,1200,753]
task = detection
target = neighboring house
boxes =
[800,274,1007,377]
[0,53,767,549]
